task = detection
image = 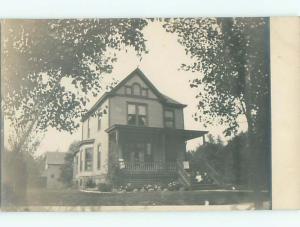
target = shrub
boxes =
[167,181,182,191]
[97,183,113,192]
[85,179,96,188]
[124,183,135,192]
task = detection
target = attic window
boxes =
[125,86,132,95]
[141,88,148,97]
[132,83,141,96]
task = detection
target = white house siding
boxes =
[76,99,109,185]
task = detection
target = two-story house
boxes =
[73,68,207,188]
[44,152,67,189]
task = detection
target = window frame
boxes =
[164,108,175,128]
[125,85,132,95]
[141,88,148,97]
[124,83,148,98]
[97,144,101,170]
[131,83,142,96]
[97,115,101,131]
[79,150,83,172]
[84,147,93,172]
[127,102,148,127]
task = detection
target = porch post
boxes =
[116,129,123,159]
[162,133,166,162]
[202,134,206,145]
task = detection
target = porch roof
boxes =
[105,124,208,141]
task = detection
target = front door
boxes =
[124,142,153,162]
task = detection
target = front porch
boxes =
[106,124,207,166]
[105,124,207,186]
[122,161,177,173]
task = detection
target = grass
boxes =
[7,188,270,207]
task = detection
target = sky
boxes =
[33,21,242,155]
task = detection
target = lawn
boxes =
[7,188,270,207]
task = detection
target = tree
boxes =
[59,141,80,187]
[164,18,269,137]
[3,19,148,154]
[164,18,271,207]
[2,19,148,202]
[188,132,251,186]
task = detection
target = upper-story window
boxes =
[97,115,101,131]
[125,86,132,95]
[125,83,148,97]
[132,83,141,96]
[79,151,83,172]
[97,144,101,170]
[127,103,147,126]
[141,88,148,97]
[84,147,93,171]
[164,109,175,128]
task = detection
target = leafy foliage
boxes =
[163,18,270,136]
[187,133,253,187]
[2,19,148,152]
[59,141,80,186]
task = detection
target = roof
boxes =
[161,93,185,106]
[105,124,208,141]
[45,152,67,165]
[82,68,187,122]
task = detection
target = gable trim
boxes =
[81,68,187,122]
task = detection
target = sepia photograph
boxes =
[1,18,272,211]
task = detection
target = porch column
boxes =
[202,134,206,145]
[161,133,166,162]
[116,129,123,159]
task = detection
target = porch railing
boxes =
[123,161,177,173]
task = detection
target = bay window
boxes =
[84,147,93,171]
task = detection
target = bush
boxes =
[124,183,135,192]
[167,181,182,191]
[97,183,113,192]
[85,179,96,188]
[141,184,162,192]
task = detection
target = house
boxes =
[73,68,207,188]
[44,152,67,188]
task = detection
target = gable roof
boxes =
[46,152,67,165]
[82,68,187,122]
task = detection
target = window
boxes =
[79,151,83,172]
[127,104,137,125]
[84,147,93,171]
[138,105,147,126]
[97,144,101,170]
[87,118,90,138]
[132,83,141,96]
[125,86,132,95]
[141,88,148,97]
[164,109,175,128]
[97,115,101,131]
[127,103,147,126]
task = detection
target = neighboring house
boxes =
[44,152,67,189]
[73,68,207,188]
